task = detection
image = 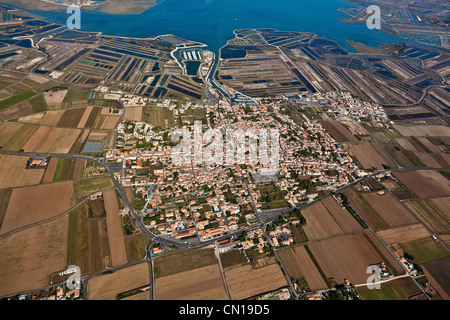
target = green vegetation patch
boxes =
[30,94,47,113]
[0,91,36,111]
[77,175,114,198]
[356,281,405,300]
[400,237,449,264]
[53,158,64,182]
[258,183,289,210]
[0,188,12,229]
[220,249,249,269]
[261,199,290,210]
[356,277,422,300]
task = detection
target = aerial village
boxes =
[102,87,392,248]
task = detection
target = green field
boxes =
[357,280,408,300]
[0,91,36,111]
[261,199,290,210]
[53,158,64,182]
[356,277,424,300]
[220,249,249,269]
[0,188,12,229]
[400,237,449,264]
[76,175,115,198]
[30,94,48,113]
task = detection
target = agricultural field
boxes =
[103,190,127,267]
[394,170,450,198]
[395,138,418,151]
[300,196,361,241]
[121,291,151,300]
[321,196,363,233]
[67,202,111,275]
[57,107,87,128]
[421,256,450,300]
[343,188,417,231]
[0,154,44,189]
[141,106,174,128]
[153,246,217,278]
[94,114,121,130]
[414,152,443,169]
[399,237,449,264]
[0,188,12,228]
[220,249,249,269]
[155,264,227,300]
[393,125,450,137]
[17,113,44,124]
[277,245,328,291]
[307,231,404,285]
[124,234,146,263]
[0,90,36,111]
[301,202,342,241]
[86,262,151,300]
[377,224,430,245]
[348,141,395,170]
[360,192,418,228]
[61,87,91,109]
[53,158,86,182]
[0,123,39,151]
[320,121,357,142]
[0,122,23,146]
[385,148,424,168]
[39,110,65,127]
[124,107,143,122]
[356,277,424,300]
[22,126,81,153]
[89,198,106,218]
[76,107,98,129]
[0,216,68,297]
[417,137,442,153]
[403,197,450,235]
[0,181,73,235]
[224,264,287,300]
[76,175,114,198]
[43,89,68,109]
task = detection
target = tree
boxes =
[238,232,247,242]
